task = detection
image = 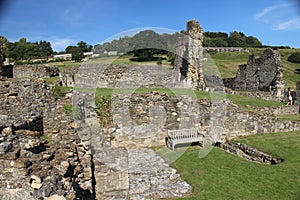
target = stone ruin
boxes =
[0,64,59,79]
[0,19,299,199]
[224,48,285,97]
[174,19,206,90]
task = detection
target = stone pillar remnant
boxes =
[174,19,206,90]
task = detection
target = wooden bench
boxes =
[166,128,204,151]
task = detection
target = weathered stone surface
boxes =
[44,194,67,200]
[174,19,205,90]
[13,65,59,79]
[0,79,95,199]
[224,48,285,98]
[103,148,192,199]
[217,141,283,164]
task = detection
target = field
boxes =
[163,131,300,200]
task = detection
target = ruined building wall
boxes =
[13,65,59,79]
[224,49,285,97]
[174,19,206,90]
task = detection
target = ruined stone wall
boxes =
[13,65,59,79]
[60,64,179,88]
[174,19,205,90]
[224,49,285,97]
[295,81,300,106]
[110,92,300,148]
[217,141,282,165]
[72,90,192,199]
[0,79,94,199]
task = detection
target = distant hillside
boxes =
[94,30,268,55]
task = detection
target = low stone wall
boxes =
[217,141,282,164]
[225,89,282,101]
[109,92,300,148]
[60,64,188,88]
[253,105,299,115]
[13,65,59,79]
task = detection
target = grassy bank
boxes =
[167,131,300,200]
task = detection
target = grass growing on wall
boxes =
[95,88,283,108]
[166,131,300,200]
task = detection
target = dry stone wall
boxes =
[60,64,180,88]
[217,141,282,164]
[0,79,94,199]
[110,92,300,148]
[224,49,285,97]
[13,65,59,79]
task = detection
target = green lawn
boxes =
[166,131,300,200]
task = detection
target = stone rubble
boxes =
[103,148,192,199]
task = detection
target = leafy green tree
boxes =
[228,31,247,47]
[38,40,53,57]
[287,52,300,63]
[77,41,92,52]
[71,47,84,62]
[65,45,77,53]
[246,36,262,47]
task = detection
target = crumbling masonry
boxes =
[174,19,206,90]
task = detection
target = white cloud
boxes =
[255,3,292,21]
[255,2,300,30]
[274,18,300,30]
[49,38,76,52]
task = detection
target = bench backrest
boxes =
[168,128,199,139]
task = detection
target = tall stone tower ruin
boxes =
[174,19,206,90]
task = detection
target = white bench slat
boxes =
[167,128,203,151]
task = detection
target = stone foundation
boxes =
[217,141,282,164]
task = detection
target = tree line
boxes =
[93,30,264,55]
[0,36,93,62]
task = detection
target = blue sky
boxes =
[0,0,300,51]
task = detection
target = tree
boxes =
[77,41,92,52]
[71,47,84,62]
[65,45,77,53]
[228,31,247,47]
[287,52,300,63]
[246,36,262,47]
[0,36,9,65]
[38,40,53,57]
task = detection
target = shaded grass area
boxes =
[166,131,300,200]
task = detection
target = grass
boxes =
[94,87,283,109]
[278,114,300,121]
[44,76,59,84]
[278,49,300,88]
[165,131,300,200]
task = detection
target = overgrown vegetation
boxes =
[165,131,300,200]
[63,103,73,115]
[287,52,300,64]
[95,96,113,128]
[53,86,71,99]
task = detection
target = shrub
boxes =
[156,57,162,65]
[287,52,300,63]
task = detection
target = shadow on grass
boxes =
[295,69,300,74]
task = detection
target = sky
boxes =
[0,0,300,52]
